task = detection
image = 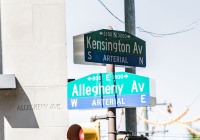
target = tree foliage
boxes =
[188,127,200,140]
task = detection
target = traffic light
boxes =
[124,136,148,140]
[67,122,100,140]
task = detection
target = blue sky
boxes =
[66,0,200,139]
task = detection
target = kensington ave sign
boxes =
[84,29,146,67]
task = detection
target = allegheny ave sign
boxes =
[67,72,156,110]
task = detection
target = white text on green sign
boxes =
[84,29,146,67]
[68,72,149,98]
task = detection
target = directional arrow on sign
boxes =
[67,72,156,110]
[84,29,146,67]
[124,74,128,78]
[73,29,146,67]
[87,77,92,81]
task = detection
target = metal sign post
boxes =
[106,64,116,140]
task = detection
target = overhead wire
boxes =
[188,93,200,108]
[97,0,200,37]
[137,107,189,126]
[140,106,200,136]
[116,96,200,132]
[98,0,125,24]
[179,117,200,124]
[168,105,200,136]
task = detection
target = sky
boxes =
[66,0,200,139]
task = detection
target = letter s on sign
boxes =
[88,51,92,60]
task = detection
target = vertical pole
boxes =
[124,0,137,136]
[106,26,116,140]
[107,64,116,140]
[97,122,101,140]
[144,107,149,136]
[0,0,2,74]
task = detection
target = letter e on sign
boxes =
[106,74,110,81]
[141,95,146,103]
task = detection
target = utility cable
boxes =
[170,106,200,136]
[98,0,125,24]
[97,0,200,37]
[152,106,200,136]
[188,93,200,108]
[137,107,189,126]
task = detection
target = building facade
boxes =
[0,0,68,139]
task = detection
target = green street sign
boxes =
[68,72,149,98]
[73,29,146,67]
[67,72,156,109]
[84,29,146,67]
